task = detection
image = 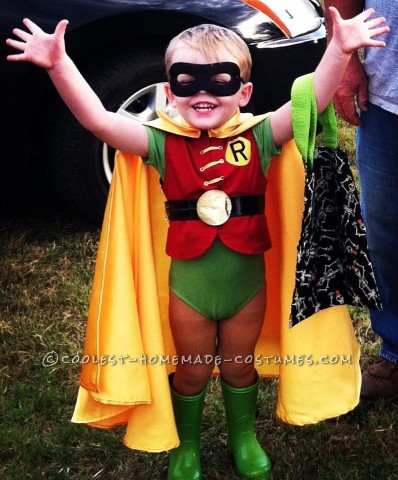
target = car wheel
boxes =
[46,48,169,225]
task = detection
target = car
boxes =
[0,0,326,224]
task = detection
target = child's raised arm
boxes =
[6,19,149,156]
[270,7,389,147]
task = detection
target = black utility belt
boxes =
[165,190,265,226]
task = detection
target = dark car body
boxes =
[0,0,326,223]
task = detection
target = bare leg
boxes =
[169,291,218,396]
[217,286,266,387]
[216,287,271,479]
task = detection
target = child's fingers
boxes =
[357,7,376,22]
[366,14,389,41]
[57,19,69,30]
[328,6,342,24]
[11,27,31,42]
[367,39,387,48]
[369,25,389,39]
[365,17,389,41]
[5,38,26,52]
[54,20,69,38]
[365,17,387,30]
[7,54,24,62]
[22,18,42,34]
[7,52,26,62]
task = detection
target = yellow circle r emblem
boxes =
[225,137,251,166]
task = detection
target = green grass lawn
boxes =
[1,113,397,480]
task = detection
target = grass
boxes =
[1,126,397,479]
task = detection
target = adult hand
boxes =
[333,55,368,126]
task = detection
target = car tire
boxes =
[46,48,167,225]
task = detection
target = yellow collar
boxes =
[145,110,271,138]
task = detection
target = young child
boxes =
[6,8,388,480]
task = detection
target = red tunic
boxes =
[162,129,271,259]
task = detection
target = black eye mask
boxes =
[169,62,244,97]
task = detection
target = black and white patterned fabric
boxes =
[290,146,382,327]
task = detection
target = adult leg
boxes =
[167,292,217,480]
[217,287,271,480]
[357,103,398,400]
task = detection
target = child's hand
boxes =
[6,18,69,71]
[329,7,389,55]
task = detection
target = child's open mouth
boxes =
[192,102,216,112]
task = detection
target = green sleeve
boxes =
[252,116,282,175]
[143,126,166,180]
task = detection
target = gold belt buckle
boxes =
[196,190,232,226]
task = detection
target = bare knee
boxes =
[218,359,257,388]
[172,362,214,396]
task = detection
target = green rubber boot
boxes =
[221,378,272,480]
[167,386,206,480]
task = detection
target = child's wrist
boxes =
[47,53,70,74]
[329,37,353,59]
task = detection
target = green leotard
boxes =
[170,237,265,320]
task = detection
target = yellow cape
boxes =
[72,112,361,452]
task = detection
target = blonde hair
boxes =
[165,24,252,82]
